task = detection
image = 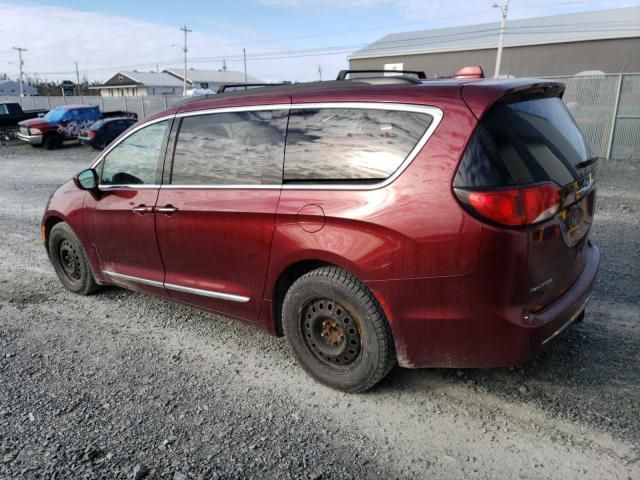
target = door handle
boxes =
[155,205,178,215]
[131,204,154,215]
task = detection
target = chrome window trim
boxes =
[90,114,175,170]
[159,184,281,190]
[102,270,250,303]
[98,184,161,190]
[91,102,443,191]
[283,102,443,191]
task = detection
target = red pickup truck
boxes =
[18,104,136,149]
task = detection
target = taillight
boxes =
[455,182,561,226]
[87,131,96,139]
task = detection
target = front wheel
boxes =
[282,267,396,392]
[48,222,99,295]
[43,134,62,150]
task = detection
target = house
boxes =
[349,6,640,77]
[163,68,262,91]
[0,79,38,96]
[91,71,184,97]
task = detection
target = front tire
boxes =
[43,134,62,150]
[48,222,99,295]
[282,267,396,392]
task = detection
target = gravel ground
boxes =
[0,142,638,480]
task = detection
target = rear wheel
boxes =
[282,266,396,392]
[48,222,99,295]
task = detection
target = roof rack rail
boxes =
[216,83,289,93]
[336,69,427,81]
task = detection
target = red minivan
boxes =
[42,69,599,392]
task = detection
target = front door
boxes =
[154,105,289,321]
[84,119,171,297]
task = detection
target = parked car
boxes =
[42,67,599,392]
[78,117,137,150]
[0,102,47,138]
[17,105,137,150]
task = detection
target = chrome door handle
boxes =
[155,205,178,215]
[131,205,153,215]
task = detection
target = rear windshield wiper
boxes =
[575,156,599,169]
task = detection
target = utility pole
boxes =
[180,24,192,96]
[318,64,323,81]
[242,48,248,84]
[75,61,80,96]
[493,0,509,78]
[222,58,227,72]
[12,46,27,97]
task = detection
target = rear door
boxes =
[455,95,596,308]
[154,101,289,321]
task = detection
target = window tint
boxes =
[171,110,286,185]
[100,120,168,185]
[455,97,589,188]
[284,108,433,182]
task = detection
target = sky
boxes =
[0,0,638,84]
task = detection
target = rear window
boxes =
[454,97,590,188]
[284,108,433,183]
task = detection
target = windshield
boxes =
[43,107,68,123]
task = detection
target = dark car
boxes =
[41,67,599,392]
[0,102,47,138]
[78,117,137,150]
[17,105,137,150]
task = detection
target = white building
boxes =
[91,71,184,97]
[163,68,262,91]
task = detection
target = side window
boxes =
[100,120,168,186]
[171,110,286,185]
[284,108,433,182]
[60,110,73,122]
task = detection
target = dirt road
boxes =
[0,143,638,479]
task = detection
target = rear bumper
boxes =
[17,132,43,145]
[368,242,600,368]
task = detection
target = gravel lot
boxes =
[0,142,638,480]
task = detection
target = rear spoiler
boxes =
[461,80,565,120]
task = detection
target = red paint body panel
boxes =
[83,187,168,298]
[43,79,600,370]
[154,188,280,321]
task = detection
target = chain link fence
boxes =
[2,73,639,159]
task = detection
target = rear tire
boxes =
[282,266,396,392]
[48,222,99,295]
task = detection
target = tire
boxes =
[48,222,99,295]
[282,266,396,392]
[43,134,62,150]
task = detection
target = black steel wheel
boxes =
[57,239,82,282]
[48,222,99,295]
[301,298,362,367]
[282,266,396,392]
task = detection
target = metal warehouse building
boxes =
[348,7,640,77]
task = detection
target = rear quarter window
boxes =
[455,97,590,188]
[284,108,433,183]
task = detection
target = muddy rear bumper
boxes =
[368,242,600,369]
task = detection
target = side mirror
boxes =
[74,168,98,191]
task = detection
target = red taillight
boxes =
[455,183,561,226]
[87,131,96,139]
